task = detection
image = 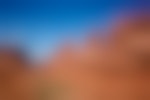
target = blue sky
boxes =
[0,0,149,60]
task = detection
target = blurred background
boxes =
[0,0,150,100]
[0,0,149,61]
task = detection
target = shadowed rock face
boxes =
[47,15,150,100]
[0,47,35,100]
[109,14,150,71]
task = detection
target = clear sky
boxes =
[0,0,149,60]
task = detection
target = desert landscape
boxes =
[0,13,150,100]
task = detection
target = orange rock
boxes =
[0,46,36,100]
[42,14,150,100]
